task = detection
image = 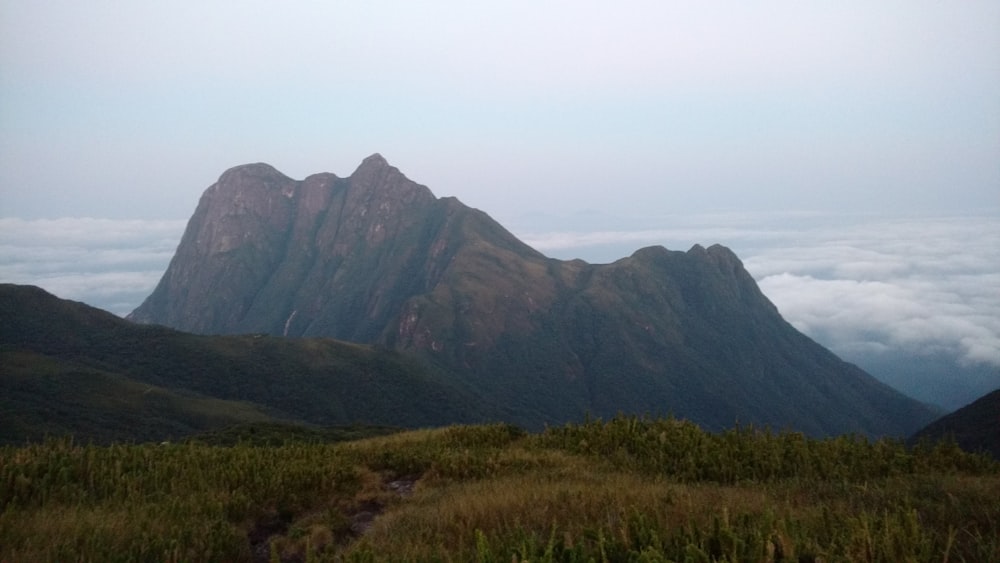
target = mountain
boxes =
[0,284,488,444]
[128,154,935,437]
[910,389,1000,459]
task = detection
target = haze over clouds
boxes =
[1,4,998,409]
[0,218,184,315]
[746,219,1000,365]
[1,2,997,220]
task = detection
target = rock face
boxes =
[131,155,936,436]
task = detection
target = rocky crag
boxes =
[130,155,936,436]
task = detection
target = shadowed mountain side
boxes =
[910,389,1000,459]
[128,155,937,437]
[1,284,491,444]
[400,243,934,435]
[1,349,282,445]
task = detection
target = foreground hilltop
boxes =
[129,154,934,436]
[3,419,998,561]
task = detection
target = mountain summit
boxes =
[130,156,935,436]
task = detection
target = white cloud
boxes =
[0,217,184,247]
[0,217,185,315]
[756,273,1000,367]
[741,216,1000,370]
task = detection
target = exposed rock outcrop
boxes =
[129,155,937,437]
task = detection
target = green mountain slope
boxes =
[910,388,1000,459]
[0,284,490,444]
[0,350,282,444]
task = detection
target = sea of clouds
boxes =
[2,212,997,410]
[0,218,185,315]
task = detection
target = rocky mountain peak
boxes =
[705,243,742,266]
[128,155,937,437]
[350,152,398,184]
[210,163,292,196]
[219,161,287,180]
[358,152,389,169]
[345,153,435,208]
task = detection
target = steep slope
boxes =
[910,389,1000,459]
[1,349,281,445]
[129,155,937,436]
[130,154,538,342]
[1,284,489,444]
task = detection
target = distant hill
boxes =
[841,349,998,412]
[0,284,489,444]
[126,155,935,437]
[910,389,1000,459]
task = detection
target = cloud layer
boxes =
[3,212,997,408]
[0,218,184,315]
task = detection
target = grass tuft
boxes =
[2,417,997,561]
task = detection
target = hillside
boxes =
[0,284,490,444]
[911,388,1000,459]
[2,418,998,561]
[129,155,935,437]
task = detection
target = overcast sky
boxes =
[1,3,998,409]
[1,2,998,220]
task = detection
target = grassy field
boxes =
[2,417,997,562]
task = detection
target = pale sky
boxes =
[1,1,998,220]
[1,2,998,409]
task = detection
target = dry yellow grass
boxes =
[3,420,998,562]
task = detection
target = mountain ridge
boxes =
[910,388,1000,459]
[128,155,936,436]
[1,283,490,444]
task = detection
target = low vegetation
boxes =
[0,284,492,445]
[2,417,998,562]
